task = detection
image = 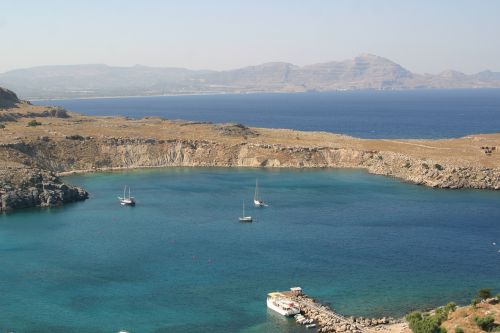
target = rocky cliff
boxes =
[0,167,88,212]
[4,136,500,190]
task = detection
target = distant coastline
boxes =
[28,87,500,102]
[3,54,500,100]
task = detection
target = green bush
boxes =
[27,120,42,127]
[474,316,494,331]
[455,327,464,333]
[65,134,85,140]
[406,311,423,323]
[478,289,492,300]
[477,288,491,299]
[0,123,5,129]
[406,308,451,333]
[445,302,457,312]
[472,298,480,308]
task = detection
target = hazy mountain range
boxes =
[1,54,499,99]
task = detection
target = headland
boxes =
[1,87,499,211]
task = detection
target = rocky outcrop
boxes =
[0,167,88,211]
[0,106,70,122]
[5,137,500,190]
[0,87,20,108]
[215,123,259,137]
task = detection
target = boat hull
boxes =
[266,298,300,316]
[254,199,263,207]
[119,198,136,206]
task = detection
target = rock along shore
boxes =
[0,167,88,212]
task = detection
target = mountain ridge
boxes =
[1,54,499,99]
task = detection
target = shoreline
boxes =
[27,87,500,102]
[29,90,292,102]
[57,164,369,177]
[2,100,500,210]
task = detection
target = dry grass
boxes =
[1,103,500,168]
[441,301,500,333]
[398,301,500,333]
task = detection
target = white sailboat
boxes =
[239,200,252,222]
[118,186,136,206]
[253,179,267,207]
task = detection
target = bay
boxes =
[1,168,499,333]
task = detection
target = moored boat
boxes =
[118,186,136,206]
[266,292,300,316]
[239,200,252,222]
[253,178,268,207]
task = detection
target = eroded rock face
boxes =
[0,167,88,211]
[6,138,500,190]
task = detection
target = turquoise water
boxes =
[1,168,499,333]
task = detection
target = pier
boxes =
[268,287,401,333]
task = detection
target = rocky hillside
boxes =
[0,93,88,211]
[2,54,500,99]
[440,299,500,333]
[0,86,20,108]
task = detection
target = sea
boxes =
[34,89,500,139]
[0,90,499,333]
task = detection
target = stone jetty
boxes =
[274,288,401,333]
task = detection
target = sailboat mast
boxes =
[128,186,131,199]
[123,186,126,199]
[254,179,258,200]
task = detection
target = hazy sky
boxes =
[1,0,500,74]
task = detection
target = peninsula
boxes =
[1,87,499,211]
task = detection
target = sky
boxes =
[1,0,500,74]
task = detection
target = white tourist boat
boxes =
[239,200,252,222]
[266,292,300,316]
[253,179,268,207]
[118,186,136,206]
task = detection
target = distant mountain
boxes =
[1,54,499,99]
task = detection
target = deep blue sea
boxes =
[1,168,499,333]
[35,89,500,138]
